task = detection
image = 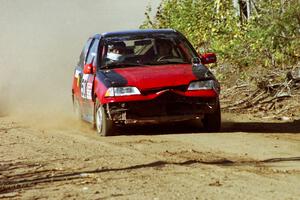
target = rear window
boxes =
[77,38,93,68]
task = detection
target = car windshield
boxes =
[101,33,197,69]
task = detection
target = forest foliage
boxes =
[141,0,300,71]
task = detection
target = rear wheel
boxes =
[202,104,221,132]
[73,97,82,120]
[95,102,114,136]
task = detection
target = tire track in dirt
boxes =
[1,115,300,199]
[2,155,299,195]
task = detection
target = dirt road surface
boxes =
[1,113,299,200]
[2,1,298,199]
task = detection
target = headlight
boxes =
[188,80,217,91]
[105,87,141,97]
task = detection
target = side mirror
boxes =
[200,53,217,64]
[83,63,94,74]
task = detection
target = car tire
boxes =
[95,101,114,136]
[202,103,221,132]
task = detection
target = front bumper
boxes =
[105,90,219,123]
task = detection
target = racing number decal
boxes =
[81,74,93,100]
[86,82,93,100]
[80,74,87,98]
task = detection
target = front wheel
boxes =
[95,103,114,136]
[202,104,221,132]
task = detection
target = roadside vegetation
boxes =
[141,0,299,70]
[141,0,300,119]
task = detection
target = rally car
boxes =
[72,29,221,136]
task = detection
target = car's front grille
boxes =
[141,85,188,95]
[125,91,216,118]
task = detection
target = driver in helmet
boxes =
[106,41,126,62]
[155,39,173,60]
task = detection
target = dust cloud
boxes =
[0,0,160,124]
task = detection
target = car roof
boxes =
[92,29,178,40]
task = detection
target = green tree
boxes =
[141,0,300,70]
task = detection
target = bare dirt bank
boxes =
[1,113,299,200]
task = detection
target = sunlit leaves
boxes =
[141,0,300,69]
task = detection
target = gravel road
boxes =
[0,113,299,200]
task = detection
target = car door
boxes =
[80,39,100,122]
[72,38,93,103]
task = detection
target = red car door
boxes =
[72,38,93,103]
[80,39,99,122]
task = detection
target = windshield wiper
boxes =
[163,61,189,64]
[144,61,189,65]
[103,62,145,69]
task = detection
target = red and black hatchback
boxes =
[72,29,220,136]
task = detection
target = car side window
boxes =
[86,39,99,65]
[77,38,93,69]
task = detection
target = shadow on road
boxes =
[115,119,300,135]
[115,121,203,136]
[221,120,300,134]
[2,157,299,195]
